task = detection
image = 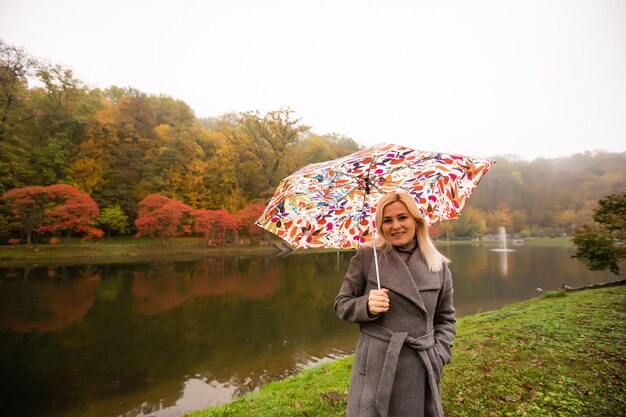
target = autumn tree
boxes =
[0,41,38,194]
[3,36,626,240]
[201,115,258,209]
[0,40,33,143]
[67,99,119,209]
[37,184,102,240]
[0,206,19,244]
[573,191,626,275]
[553,209,579,236]
[97,205,129,238]
[150,94,196,128]
[297,133,360,165]
[189,126,241,209]
[484,204,513,235]
[1,42,104,196]
[135,194,192,242]
[67,137,108,195]
[2,184,102,244]
[2,185,47,244]
[138,122,211,207]
[30,64,103,184]
[450,207,487,238]
[91,93,158,218]
[220,108,310,197]
[429,224,442,240]
[235,203,267,243]
[193,209,242,245]
[470,152,626,235]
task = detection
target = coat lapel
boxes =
[375,248,427,314]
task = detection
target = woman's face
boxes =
[381,201,418,246]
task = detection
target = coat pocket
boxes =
[355,337,370,375]
[427,348,444,384]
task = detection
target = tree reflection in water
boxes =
[0,246,620,417]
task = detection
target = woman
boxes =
[335,192,456,417]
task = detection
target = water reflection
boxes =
[0,253,357,417]
[489,227,516,277]
[496,250,509,277]
[132,258,280,315]
[0,265,100,332]
[0,245,621,417]
[122,378,237,417]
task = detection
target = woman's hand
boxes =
[368,288,390,315]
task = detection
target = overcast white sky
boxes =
[1,0,625,160]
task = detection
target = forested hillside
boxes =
[0,41,360,243]
[1,40,624,243]
[452,151,626,238]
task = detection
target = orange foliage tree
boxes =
[235,203,267,243]
[37,184,103,240]
[135,194,192,242]
[193,209,242,245]
[2,186,47,245]
[2,184,102,244]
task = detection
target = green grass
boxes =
[0,237,278,267]
[186,286,626,417]
[188,359,353,417]
[433,237,573,248]
[441,286,625,416]
[523,237,574,248]
[0,237,574,267]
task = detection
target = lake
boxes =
[0,242,619,417]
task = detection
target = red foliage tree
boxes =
[235,203,267,243]
[2,186,47,245]
[193,209,242,245]
[429,224,442,240]
[37,184,103,240]
[2,184,102,244]
[135,194,192,242]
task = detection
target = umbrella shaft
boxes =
[367,192,382,290]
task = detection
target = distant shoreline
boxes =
[0,238,280,267]
[0,237,573,267]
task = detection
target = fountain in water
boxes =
[490,226,514,277]
[492,226,515,252]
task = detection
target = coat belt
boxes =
[360,324,444,417]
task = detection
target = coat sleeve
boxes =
[433,262,456,366]
[334,247,379,323]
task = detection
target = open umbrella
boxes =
[256,143,494,285]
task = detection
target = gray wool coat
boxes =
[334,245,456,417]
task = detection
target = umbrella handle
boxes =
[367,193,382,290]
[372,240,381,290]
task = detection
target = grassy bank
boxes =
[435,237,573,248]
[186,286,625,417]
[0,237,572,267]
[0,237,279,267]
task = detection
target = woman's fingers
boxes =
[370,289,389,303]
[370,288,389,298]
[368,288,390,313]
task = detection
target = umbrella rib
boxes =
[367,157,446,194]
[362,157,418,192]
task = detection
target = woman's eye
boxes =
[383,219,392,224]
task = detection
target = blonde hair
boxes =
[373,192,449,272]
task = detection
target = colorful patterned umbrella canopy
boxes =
[256,143,494,249]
